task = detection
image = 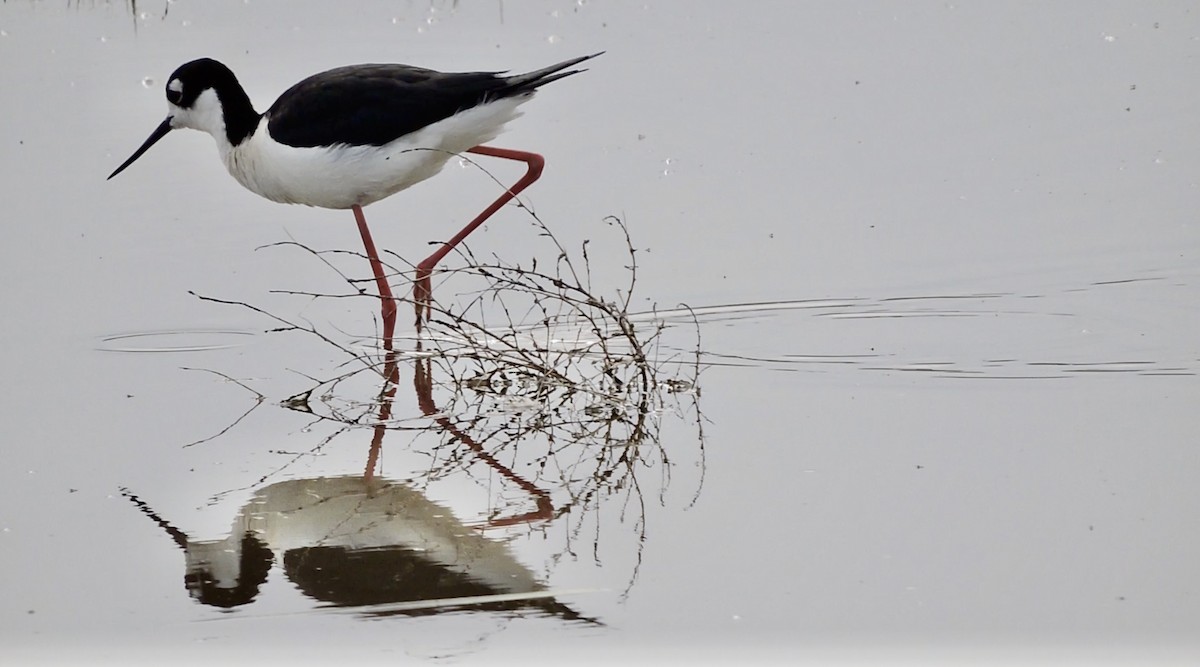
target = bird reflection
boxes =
[122,350,591,620]
[123,474,585,619]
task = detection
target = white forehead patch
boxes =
[167,79,183,94]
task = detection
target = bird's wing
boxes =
[265,64,510,148]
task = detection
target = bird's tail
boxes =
[501,52,605,95]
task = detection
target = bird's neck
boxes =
[215,83,261,147]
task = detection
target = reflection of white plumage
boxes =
[124,477,591,619]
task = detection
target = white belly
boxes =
[221,96,529,210]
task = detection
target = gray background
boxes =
[1,1,1197,664]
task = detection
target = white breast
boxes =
[220,96,530,210]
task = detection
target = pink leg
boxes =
[363,350,400,483]
[414,145,546,324]
[352,204,396,349]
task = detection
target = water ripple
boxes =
[644,275,1198,380]
[95,329,260,353]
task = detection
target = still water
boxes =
[1,1,1197,664]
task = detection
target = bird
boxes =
[108,53,603,347]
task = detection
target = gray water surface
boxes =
[1,2,1197,665]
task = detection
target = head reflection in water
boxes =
[183,533,274,608]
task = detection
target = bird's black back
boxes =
[265,52,602,149]
[266,65,517,148]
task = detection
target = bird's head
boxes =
[109,58,252,179]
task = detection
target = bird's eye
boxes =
[166,78,184,106]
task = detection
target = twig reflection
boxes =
[122,214,705,617]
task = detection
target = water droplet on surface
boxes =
[141,77,155,88]
[1102,33,1116,42]
[98,35,108,43]
[181,19,192,27]
[547,34,561,44]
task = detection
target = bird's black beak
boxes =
[108,117,174,180]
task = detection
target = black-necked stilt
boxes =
[109,53,602,346]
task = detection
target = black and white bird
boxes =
[109,53,602,345]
